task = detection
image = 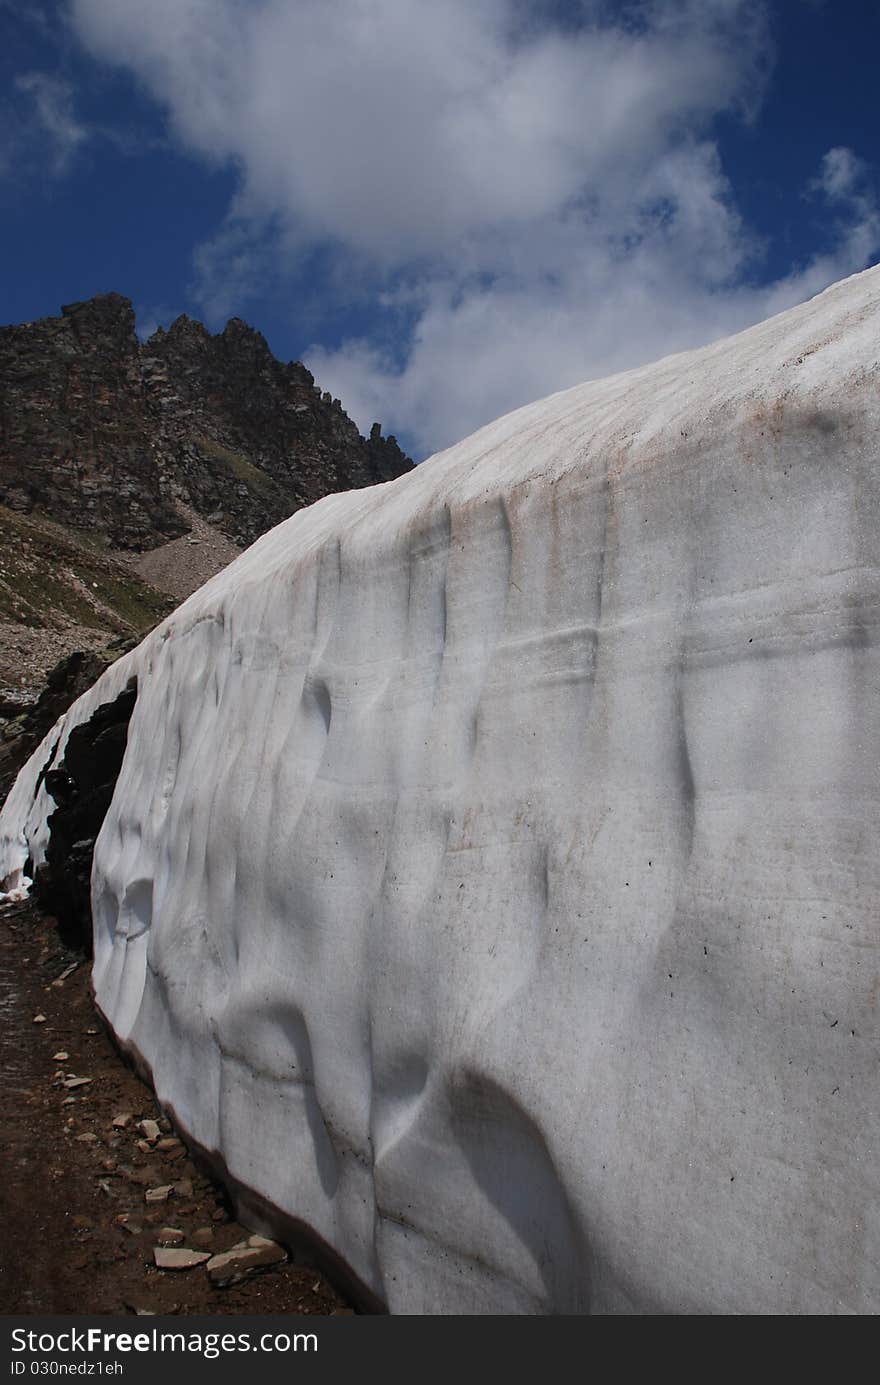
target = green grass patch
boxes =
[0,505,174,635]
[191,434,288,503]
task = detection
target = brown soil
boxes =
[0,504,173,699]
[0,500,238,702]
[128,505,242,603]
[0,895,354,1317]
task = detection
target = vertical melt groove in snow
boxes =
[2,264,880,1312]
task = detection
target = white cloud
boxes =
[816,146,862,201]
[68,0,879,455]
[306,143,880,454]
[71,0,766,256]
[309,141,880,453]
[190,221,277,326]
[804,146,880,272]
[14,72,89,174]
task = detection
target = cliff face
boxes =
[0,295,179,551]
[0,293,411,552]
[140,311,410,548]
[3,265,879,1313]
[0,294,412,697]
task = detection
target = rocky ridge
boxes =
[0,292,410,551]
[0,294,412,700]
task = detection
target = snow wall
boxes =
[2,265,880,1313]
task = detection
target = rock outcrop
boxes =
[35,676,137,949]
[2,265,879,1314]
[0,295,179,551]
[0,639,135,804]
[0,293,411,551]
[140,313,409,548]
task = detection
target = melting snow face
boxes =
[2,265,880,1313]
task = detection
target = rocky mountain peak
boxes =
[221,315,268,345]
[154,312,211,345]
[61,291,135,323]
[0,292,413,696]
[0,293,412,553]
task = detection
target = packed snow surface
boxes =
[3,265,880,1312]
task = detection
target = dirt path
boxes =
[0,897,353,1316]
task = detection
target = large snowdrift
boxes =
[2,265,880,1313]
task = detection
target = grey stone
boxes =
[144,1185,174,1204]
[153,1247,211,1271]
[206,1235,287,1287]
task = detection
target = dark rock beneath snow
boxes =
[33,679,137,950]
[0,640,136,805]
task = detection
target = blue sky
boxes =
[1,0,878,459]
